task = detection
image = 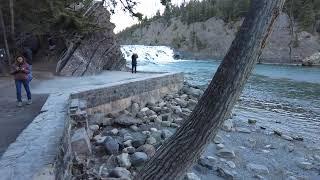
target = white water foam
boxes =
[121,45,177,65]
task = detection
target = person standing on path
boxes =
[22,47,33,82]
[131,53,138,73]
[11,56,32,107]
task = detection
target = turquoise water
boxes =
[136,60,320,141]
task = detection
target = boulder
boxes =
[161,129,174,139]
[113,114,142,126]
[217,148,236,159]
[222,119,234,132]
[216,167,235,180]
[117,153,131,168]
[109,167,131,179]
[246,163,269,174]
[130,152,148,166]
[103,136,119,155]
[136,144,156,158]
[198,156,216,170]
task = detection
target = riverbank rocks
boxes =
[217,148,236,159]
[109,167,131,179]
[246,163,269,174]
[104,136,120,155]
[198,156,217,170]
[136,144,156,158]
[117,153,131,168]
[130,152,148,166]
[222,119,234,132]
[297,161,313,170]
[113,114,142,126]
[184,172,201,180]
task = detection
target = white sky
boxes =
[110,0,190,33]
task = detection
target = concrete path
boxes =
[0,78,48,156]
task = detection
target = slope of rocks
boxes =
[69,83,320,179]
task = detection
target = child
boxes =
[11,56,32,107]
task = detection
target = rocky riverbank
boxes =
[70,83,320,179]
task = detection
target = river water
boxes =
[134,60,320,143]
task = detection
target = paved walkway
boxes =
[0,78,48,156]
[0,71,156,157]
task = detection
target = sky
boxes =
[109,0,190,33]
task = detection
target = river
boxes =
[131,59,320,144]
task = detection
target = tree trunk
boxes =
[0,7,12,67]
[136,0,285,179]
[9,0,15,40]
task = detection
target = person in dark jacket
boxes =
[131,53,138,73]
[11,56,32,107]
[22,47,33,81]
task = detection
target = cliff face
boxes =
[59,4,125,76]
[119,14,320,64]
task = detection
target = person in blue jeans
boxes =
[11,56,32,107]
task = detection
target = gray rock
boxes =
[187,99,198,110]
[222,119,233,132]
[146,137,157,145]
[198,156,217,170]
[146,109,156,116]
[217,167,235,180]
[297,161,313,170]
[93,134,107,144]
[248,119,257,124]
[282,134,293,141]
[246,163,269,174]
[130,152,148,166]
[110,128,119,135]
[171,123,180,128]
[103,136,119,155]
[161,121,172,127]
[149,115,158,121]
[117,153,131,168]
[137,144,156,158]
[160,113,172,122]
[236,127,251,134]
[226,161,236,168]
[109,167,131,179]
[89,125,100,132]
[161,129,174,139]
[217,148,236,159]
[213,135,223,144]
[113,114,142,126]
[175,98,188,108]
[71,128,92,156]
[173,106,183,114]
[184,172,201,180]
[132,135,147,148]
[216,144,225,150]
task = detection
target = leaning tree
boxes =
[137,0,286,179]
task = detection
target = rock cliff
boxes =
[119,14,320,64]
[59,3,126,76]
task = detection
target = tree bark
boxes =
[0,7,12,67]
[9,0,15,40]
[136,0,285,179]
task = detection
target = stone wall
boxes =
[71,72,184,115]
